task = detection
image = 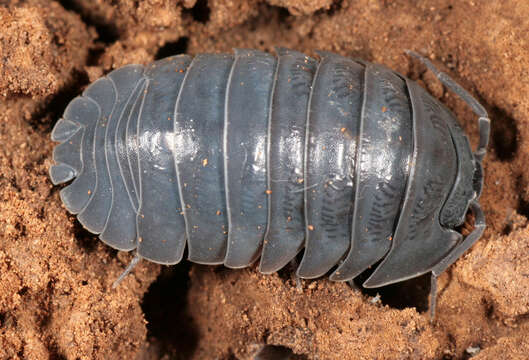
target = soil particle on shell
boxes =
[1,0,529,359]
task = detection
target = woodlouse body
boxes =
[50,48,489,302]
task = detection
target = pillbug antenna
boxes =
[404,50,490,164]
[112,252,142,288]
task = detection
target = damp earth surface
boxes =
[0,0,528,359]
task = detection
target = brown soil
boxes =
[0,0,528,359]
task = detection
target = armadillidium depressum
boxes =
[49,48,490,316]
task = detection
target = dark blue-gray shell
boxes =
[49,48,486,289]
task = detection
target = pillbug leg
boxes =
[429,200,485,317]
[295,276,302,290]
[429,273,438,321]
[112,252,142,288]
[347,279,360,292]
[288,258,303,290]
[405,50,490,162]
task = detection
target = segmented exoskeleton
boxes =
[50,48,490,316]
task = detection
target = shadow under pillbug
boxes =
[49,48,490,316]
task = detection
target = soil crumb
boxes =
[1,0,528,359]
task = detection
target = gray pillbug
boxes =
[49,48,490,316]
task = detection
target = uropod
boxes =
[49,48,490,317]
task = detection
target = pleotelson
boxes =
[50,48,467,285]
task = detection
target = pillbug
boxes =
[49,48,490,316]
